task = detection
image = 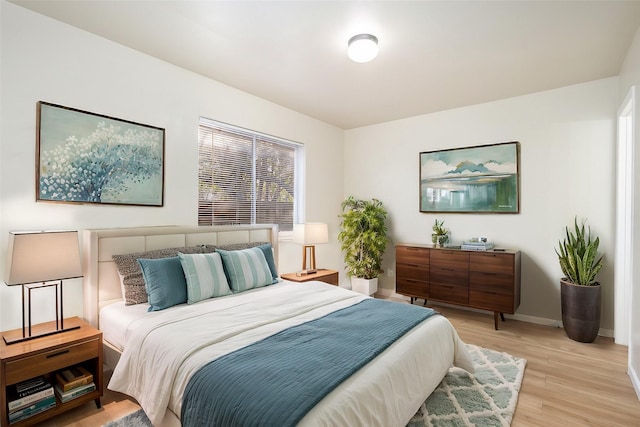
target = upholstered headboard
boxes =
[82,224,279,328]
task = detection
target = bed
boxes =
[82,224,472,427]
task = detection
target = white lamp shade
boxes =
[5,231,82,285]
[348,34,379,63]
[292,223,329,245]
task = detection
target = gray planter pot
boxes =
[560,279,601,343]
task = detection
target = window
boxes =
[198,118,303,232]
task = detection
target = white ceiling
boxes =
[11,1,640,129]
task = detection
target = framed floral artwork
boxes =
[36,101,165,206]
[419,141,520,213]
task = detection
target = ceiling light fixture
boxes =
[347,33,379,63]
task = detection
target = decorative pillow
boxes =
[216,247,275,293]
[138,257,188,312]
[113,245,209,305]
[178,252,232,304]
[257,243,279,282]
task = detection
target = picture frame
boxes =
[419,141,520,213]
[36,101,165,206]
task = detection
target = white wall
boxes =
[0,1,345,331]
[619,26,640,397]
[344,78,618,331]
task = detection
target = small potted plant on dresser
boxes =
[555,217,604,343]
[338,196,389,295]
[431,219,450,247]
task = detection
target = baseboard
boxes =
[629,363,640,400]
[376,289,615,338]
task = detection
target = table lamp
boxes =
[3,230,83,345]
[292,223,328,275]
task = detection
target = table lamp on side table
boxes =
[3,230,83,345]
[292,223,328,275]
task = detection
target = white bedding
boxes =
[100,300,150,351]
[106,281,472,427]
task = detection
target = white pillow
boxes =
[178,252,232,304]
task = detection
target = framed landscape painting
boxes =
[36,101,165,206]
[420,141,520,213]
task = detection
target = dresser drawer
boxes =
[470,252,514,275]
[431,250,469,269]
[430,283,468,305]
[469,271,513,292]
[469,289,514,313]
[397,263,429,282]
[396,278,429,299]
[396,246,430,266]
[5,338,100,385]
[430,265,468,287]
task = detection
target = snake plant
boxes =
[556,217,603,286]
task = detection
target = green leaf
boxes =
[556,216,603,286]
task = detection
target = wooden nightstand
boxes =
[281,269,339,286]
[0,317,103,427]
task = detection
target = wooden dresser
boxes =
[396,244,521,329]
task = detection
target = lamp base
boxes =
[3,325,80,345]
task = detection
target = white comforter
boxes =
[108,281,472,426]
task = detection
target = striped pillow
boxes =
[178,252,232,304]
[217,247,275,293]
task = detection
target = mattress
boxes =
[104,280,473,426]
[100,300,150,351]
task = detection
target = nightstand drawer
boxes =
[5,338,99,385]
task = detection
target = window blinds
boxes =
[198,119,297,232]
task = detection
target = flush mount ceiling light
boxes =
[347,33,379,63]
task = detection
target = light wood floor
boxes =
[39,304,640,426]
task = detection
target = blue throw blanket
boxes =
[181,298,437,427]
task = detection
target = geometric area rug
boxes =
[408,344,527,427]
[104,344,526,427]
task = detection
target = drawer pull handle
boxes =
[408,264,419,268]
[46,349,70,358]
[442,267,454,271]
[482,272,497,276]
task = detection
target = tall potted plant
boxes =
[555,217,604,342]
[338,196,389,295]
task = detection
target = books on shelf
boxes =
[9,396,56,424]
[54,381,96,403]
[7,377,54,412]
[8,377,55,424]
[52,364,96,403]
[55,365,93,392]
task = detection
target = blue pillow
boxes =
[178,252,232,303]
[257,243,279,282]
[217,247,275,293]
[138,257,187,312]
